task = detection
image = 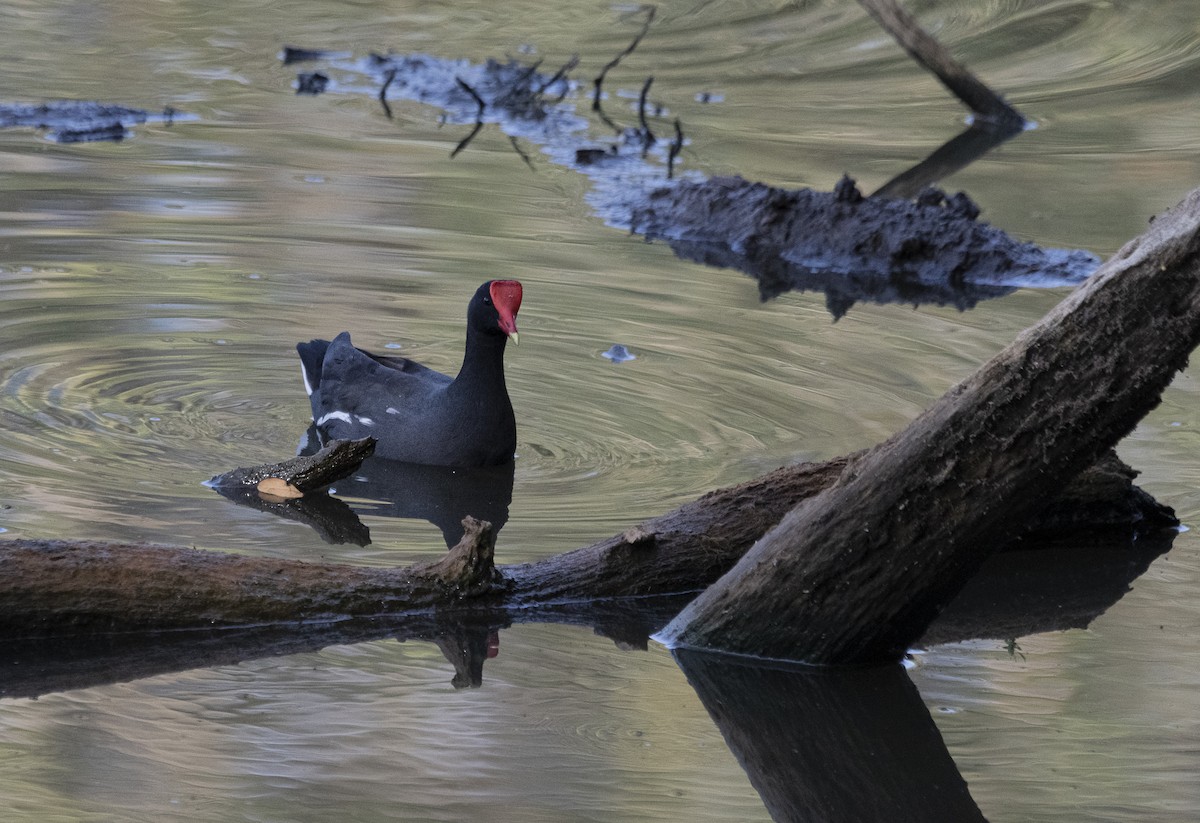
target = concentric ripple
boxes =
[0,265,310,542]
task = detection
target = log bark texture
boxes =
[0,450,1171,637]
[659,187,1200,664]
[0,517,501,634]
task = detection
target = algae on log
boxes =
[659,186,1200,664]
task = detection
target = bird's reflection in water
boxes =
[212,428,514,546]
[330,452,514,547]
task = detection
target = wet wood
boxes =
[856,0,1025,128]
[660,186,1200,664]
[0,448,1172,637]
[0,517,503,634]
[208,436,376,493]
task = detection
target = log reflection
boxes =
[674,650,988,823]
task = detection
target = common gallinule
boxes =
[297,280,522,466]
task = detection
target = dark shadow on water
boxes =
[0,594,695,699]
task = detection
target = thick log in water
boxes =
[0,517,502,634]
[1,184,1194,663]
[659,186,1200,664]
[0,448,1173,638]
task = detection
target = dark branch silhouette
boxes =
[449,77,486,158]
[592,5,657,112]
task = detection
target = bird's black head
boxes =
[471,279,523,345]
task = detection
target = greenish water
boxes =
[1,0,1200,820]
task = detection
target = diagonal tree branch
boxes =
[659,186,1200,664]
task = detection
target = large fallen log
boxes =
[0,447,1173,638]
[659,186,1200,664]
[0,199,1192,665]
[0,516,1172,699]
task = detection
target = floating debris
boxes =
[296,72,330,95]
[0,101,185,143]
[602,344,637,363]
[280,46,351,65]
[284,45,1100,318]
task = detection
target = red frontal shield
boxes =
[490,280,522,338]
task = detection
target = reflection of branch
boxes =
[857,0,1024,129]
[872,121,1022,199]
[379,68,396,119]
[592,5,656,111]
[508,135,535,170]
[667,118,683,178]
[537,54,579,97]
[432,626,496,689]
[636,75,656,148]
[211,484,372,546]
[450,77,486,158]
[675,651,988,822]
[0,596,690,700]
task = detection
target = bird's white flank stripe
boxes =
[316,411,352,427]
[301,364,314,397]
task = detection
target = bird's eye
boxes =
[483,297,492,305]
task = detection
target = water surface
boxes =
[2,0,1200,820]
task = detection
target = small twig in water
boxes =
[667,118,684,179]
[508,136,536,171]
[456,77,487,114]
[450,122,484,158]
[592,5,656,111]
[379,68,397,119]
[637,75,656,148]
[594,99,622,135]
[514,59,544,88]
[856,0,1025,129]
[450,77,487,158]
[537,54,580,97]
